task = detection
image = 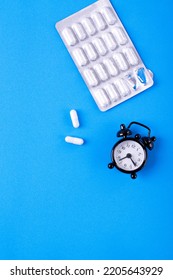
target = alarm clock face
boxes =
[113,139,147,173]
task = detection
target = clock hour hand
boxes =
[119,153,137,167]
[119,153,132,161]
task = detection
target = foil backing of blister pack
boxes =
[55,0,154,111]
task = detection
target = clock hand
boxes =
[119,155,128,161]
[129,157,137,167]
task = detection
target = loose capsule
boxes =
[65,136,84,145]
[72,23,87,41]
[113,53,129,71]
[73,48,88,67]
[94,89,110,108]
[102,7,117,25]
[83,43,98,61]
[104,84,119,102]
[114,79,130,97]
[82,17,97,36]
[70,110,80,128]
[113,27,128,45]
[61,27,77,46]
[92,38,108,56]
[94,63,109,82]
[92,12,107,30]
[83,68,99,87]
[102,32,117,51]
[123,48,139,65]
[103,58,118,77]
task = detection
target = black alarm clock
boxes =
[108,122,156,179]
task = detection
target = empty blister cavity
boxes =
[126,74,137,90]
[61,27,78,46]
[94,88,110,108]
[82,17,97,36]
[104,84,119,102]
[72,23,87,41]
[94,63,109,81]
[123,48,139,66]
[92,12,107,30]
[114,79,130,97]
[113,53,129,71]
[92,38,108,56]
[136,68,147,85]
[83,43,98,61]
[103,58,118,76]
[102,32,117,51]
[113,27,128,45]
[83,68,99,87]
[102,7,117,25]
[73,48,88,67]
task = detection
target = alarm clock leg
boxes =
[108,162,115,169]
[131,172,137,179]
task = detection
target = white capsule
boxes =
[93,38,107,56]
[70,110,80,128]
[104,84,119,102]
[102,7,117,25]
[94,63,109,82]
[72,23,87,41]
[102,32,117,51]
[114,79,130,97]
[83,68,99,87]
[73,48,88,67]
[123,48,139,66]
[113,27,128,45]
[92,12,107,30]
[94,89,110,108]
[103,58,118,77]
[83,43,98,61]
[62,27,77,46]
[82,17,97,36]
[113,53,129,71]
[65,136,84,145]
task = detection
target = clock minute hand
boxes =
[129,156,137,167]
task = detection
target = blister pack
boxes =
[55,0,154,112]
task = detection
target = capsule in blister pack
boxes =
[55,0,154,112]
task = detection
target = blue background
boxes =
[0,0,172,260]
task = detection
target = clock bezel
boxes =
[111,137,148,174]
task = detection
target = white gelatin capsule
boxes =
[83,43,98,61]
[102,32,117,51]
[92,12,107,30]
[113,53,129,71]
[62,27,77,46]
[123,48,139,66]
[72,23,87,41]
[94,89,110,108]
[83,68,99,87]
[65,136,84,145]
[93,38,107,56]
[104,84,119,102]
[102,7,117,25]
[113,27,128,45]
[103,58,118,77]
[73,48,88,67]
[82,17,97,36]
[94,63,109,82]
[70,110,80,128]
[114,79,130,97]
